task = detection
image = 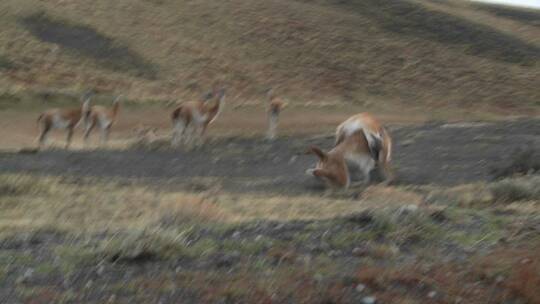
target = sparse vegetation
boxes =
[0,56,15,70]
[0,0,538,111]
[0,172,538,302]
[0,0,539,302]
[490,175,540,203]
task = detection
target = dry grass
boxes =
[0,174,224,235]
[355,244,540,303]
[421,175,540,207]
[0,173,425,234]
[1,173,537,236]
[0,0,538,114]
[1,172,539,303]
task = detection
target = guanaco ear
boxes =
[306,146,327,161]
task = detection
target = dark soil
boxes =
[1,119,539,193]
[20,12,157,78]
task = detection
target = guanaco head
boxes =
[305,146,349,188]
[215,88,226,102]
[266,87,286,115]
[202,91,214,102]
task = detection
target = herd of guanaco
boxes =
[36,88,393,189]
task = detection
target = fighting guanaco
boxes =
[36,92,92,149]
[266,88,286,140]
[171,88,226,147]
[306,113,393,189]
[83,96,122,146]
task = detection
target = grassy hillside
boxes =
[0,0,538,112]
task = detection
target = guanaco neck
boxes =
[111,100,120,120]
[207,93,225,123]
[326,145,351,188]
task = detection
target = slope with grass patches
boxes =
[0,0,538,113]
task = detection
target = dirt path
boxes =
[1,119,539,193]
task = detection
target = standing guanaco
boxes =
[171,88,226,147]
[266,88,286,140]
[36,92,92,149]
[83,96,122,146]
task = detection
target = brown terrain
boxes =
[0,0,539,303]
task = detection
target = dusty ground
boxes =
[1,118,539,194]
[0,111,539,303]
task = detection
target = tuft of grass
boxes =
[0,55,15,70]
[491,146,540,180]
[490,176,540,203]
[96,229,189,263]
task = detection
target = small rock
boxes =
[328,250,340,257]
[300,254,312,265]
[254,235,263,242]
[520,258,531,264]
[96,265,105,276]
[215,252,241,268]
[16,268,34,284]
[361,296,376,304]
[289,156,297,164]
[274,223,285,231]
[231,231,241,239]
[355,284,366,293]
[85,280,93,289]
[401,139,415,147]
[345,212,373,226]
[495,275,504,284]
[63,277,72,288]
[398,204,418,215]
[175,266,183,273]
[428,291,437,298]
[352,247,369,257]
[430,210,448,223]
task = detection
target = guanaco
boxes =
[171,88,226,147]
[266,88,286,140]
[36,93,92,149]
[83,96,121,146]
[306,113,393,189]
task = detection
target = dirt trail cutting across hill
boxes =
[1,119,539,194]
